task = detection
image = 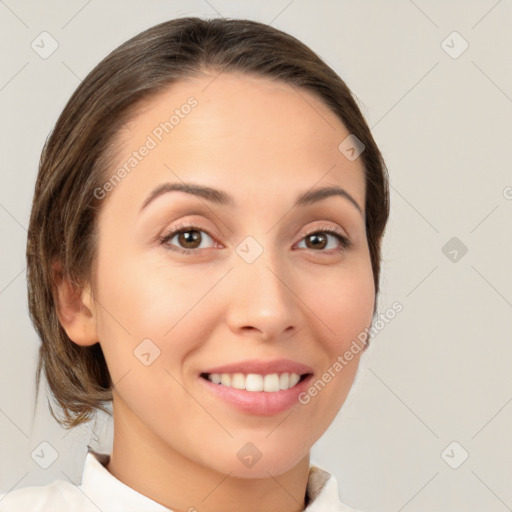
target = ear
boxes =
[52,261,99,347]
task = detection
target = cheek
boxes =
[291,258,373,438]
[93,246,220,367]
[304,256,375,350]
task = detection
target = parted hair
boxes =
[26,17,390,429]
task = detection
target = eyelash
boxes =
[158,222,352,255]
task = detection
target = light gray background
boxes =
[1,1,511,511]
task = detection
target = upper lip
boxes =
[201,359,314,376]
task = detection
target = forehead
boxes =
[102,72,366,215]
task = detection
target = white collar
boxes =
[80,448,359,511]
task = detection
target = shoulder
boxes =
[0,479,91,511]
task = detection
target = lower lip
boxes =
[199,374,314,416]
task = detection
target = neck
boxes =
[105,395,311,512]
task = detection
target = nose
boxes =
[225,253,301,342]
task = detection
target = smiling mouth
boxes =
[199,372,311,392]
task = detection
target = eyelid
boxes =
[296,223,349,240]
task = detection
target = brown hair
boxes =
[27,17,390,429]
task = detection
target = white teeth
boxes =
[231,373,245,389]
[246,373,263,392]
[263,373,280,392]
[210,373,222,384]
[289,373,301,387]
[206,372,304,392]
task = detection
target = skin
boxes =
[56,72,375,512]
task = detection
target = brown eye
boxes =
[304,232,328,250]
[160,224,216,254]
[296,227,351,252]
[176,230,202,249]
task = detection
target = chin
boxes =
[206,441,309,479]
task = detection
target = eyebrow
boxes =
[140,182,363,216]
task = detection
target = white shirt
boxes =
[0,448,361,511]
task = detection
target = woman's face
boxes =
[87,72,374,477]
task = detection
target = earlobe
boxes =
[52,261,99,347]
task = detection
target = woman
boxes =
[0,17,389,511]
